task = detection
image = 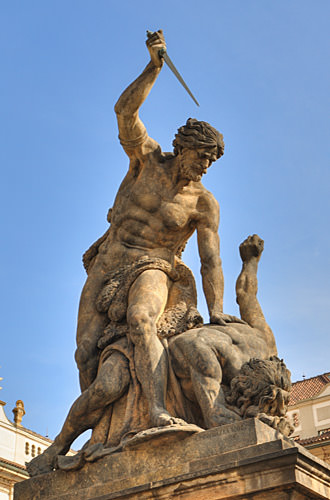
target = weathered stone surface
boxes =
[26,30,297,482]
[15,420,330,499]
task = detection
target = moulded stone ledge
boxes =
[14,419,330,500]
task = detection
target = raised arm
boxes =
[235,235,277,353]
[114,30,166,158]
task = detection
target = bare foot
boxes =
[26,447,58,477]
[239,234,264,262]
[57,451,85,471]
[150,408,187,427]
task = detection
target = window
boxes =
[25,442,29,455]
[292,412,299,427]
[31,444,36,457]
[37,447,42,455]
[316,406,330,422]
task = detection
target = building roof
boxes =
[0,457,27,472]
[297,430,330,447]
[289,373,330,406]
[0,399,52,444]
[16,424,53,444]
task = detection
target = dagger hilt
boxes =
[146,30,166,58]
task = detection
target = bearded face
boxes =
[259,387,291,417]
[179,147,218,182]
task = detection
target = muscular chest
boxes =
[112,163,199,232]
[160,198,192,230]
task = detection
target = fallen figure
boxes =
[169,234,293,435]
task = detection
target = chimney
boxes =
[13,400,25,426]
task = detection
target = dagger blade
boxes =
[160,50,200,107]
[146,31,199,107]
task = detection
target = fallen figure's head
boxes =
[225,356,293,436]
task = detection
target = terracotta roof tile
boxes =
[297,430,330,446]
[289,373,330,406]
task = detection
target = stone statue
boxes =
[75,29,241,422]
[26,31,292,477]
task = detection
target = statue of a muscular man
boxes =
[26,32,291,478]
[75,29,240,428]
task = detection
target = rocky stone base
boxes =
[15,419,330,499]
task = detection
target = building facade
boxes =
[287,372,330,464]
[0,398,53,500]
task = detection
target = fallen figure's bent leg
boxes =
[27,351,130,477]
[170,326,242,428]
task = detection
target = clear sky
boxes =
[1,1,329,449]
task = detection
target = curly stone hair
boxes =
[173,118,225,159]
[226,357,292,419]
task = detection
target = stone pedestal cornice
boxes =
[14,419,330,500]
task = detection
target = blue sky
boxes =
[1,1,329,448]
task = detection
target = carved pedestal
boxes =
[15,419,330,500]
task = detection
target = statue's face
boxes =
[179,146,218,182]
[261,388,290,417]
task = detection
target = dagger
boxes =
[146,30,200,107]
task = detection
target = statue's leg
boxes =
[75,262,108,391]
[26,352,130,476]
[127,269,186,427]
[171,330,240,428]
[235,234,277,355]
